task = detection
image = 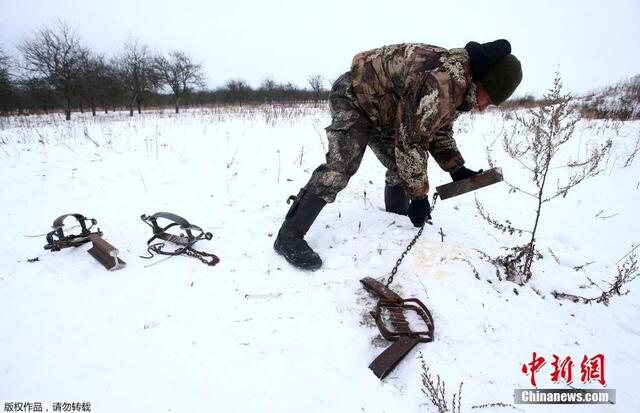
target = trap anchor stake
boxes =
[87,233,126,271]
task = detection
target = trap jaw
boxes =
[44,213,126,271]
[140,212,220,267]
[44,213,101,251]
[140,212,212,249]
[361,277,434,379]
[435,167,503,200]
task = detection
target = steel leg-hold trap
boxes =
[361,277,434,379]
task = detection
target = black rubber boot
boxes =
[274,189,326,271]
[384,184,409,216]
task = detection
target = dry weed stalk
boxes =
[622,133,640,168]
[553,246,639,306]
[420,354,462,413]
[478,73,612,284]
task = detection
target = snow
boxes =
[0,105,639,412]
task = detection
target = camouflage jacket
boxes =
[350,43,477,199]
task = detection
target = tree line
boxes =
[0,19,329,119]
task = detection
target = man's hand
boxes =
[408,197,432,227]
[450,166,483,182]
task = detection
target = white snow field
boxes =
[0,104,638,413]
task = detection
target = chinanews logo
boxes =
[515,352,616,405]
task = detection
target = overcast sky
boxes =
[1,0,639,96]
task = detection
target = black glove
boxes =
[450,166,483,182]
[408,197,432,227]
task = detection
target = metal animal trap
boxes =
[44,213,126,271]
[361,277,434,379]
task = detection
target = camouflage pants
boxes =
[305,72,403,203]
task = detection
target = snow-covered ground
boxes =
[0,105,638,412]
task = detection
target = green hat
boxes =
[482,54,522,105]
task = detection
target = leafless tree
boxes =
[0,48,10,83]
[223,79,252,106]
[101,63,126,114]
[0,48,14,113]
[22,77,58,114]
[260,77,277,103]
[114,38,160,116]
[17,19,88,120]
[307,73,324,105]
[155,50,204,113]
[77,53,111,116]
[478,73,612,284]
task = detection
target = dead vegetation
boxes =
[579,74,640,121]
[478,73,611,284]
[501,74,640,122]
[420,354,463,413]
[553,246,639,306]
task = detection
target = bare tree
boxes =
[22,77,59,114]
[78,53,110,116]
[0,48,10,84]
[478,73,612,284]
[17,19,88,120]
[155,50,204,113]
[307,74,324,105]
[0,48,14,114]
[100,62,126,114]
[260,77,277,103]
[223,79,252,106]
[114,38,159,116]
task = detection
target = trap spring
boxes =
[140,212,220,267]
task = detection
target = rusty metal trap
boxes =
[140,212,220,267]
[361,277,434,379]
[44,213,126,271]
[359,167,503,379]
[435,167,503,200]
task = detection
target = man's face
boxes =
[476,83,494,111]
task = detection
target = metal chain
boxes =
[385,224,425,288]
[183,248,220,267]
[431,192,439,213]
[384,192,439,288]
